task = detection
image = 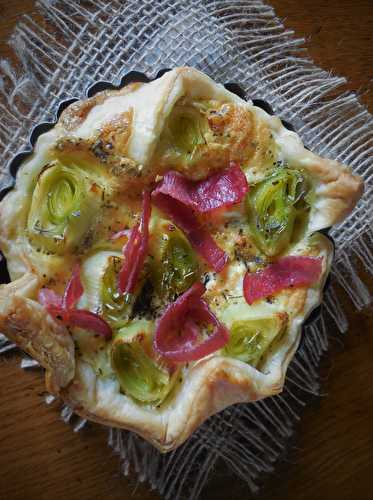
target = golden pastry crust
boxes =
[63,357,265,451]
[304,153,363,227]
[257,111,364,231]
[0,274,75,393]
[59,82,143,132]
[0,67,363,452]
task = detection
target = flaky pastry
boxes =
[0,68,363,451]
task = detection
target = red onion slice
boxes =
[243,256,323,305]
[110,228,131,240]
[153,162,248,213]
[38,268,112,339]
[67,309,112,339]
[119,190,151,294]
[38,288,65,319]
[38,288,63,310]
[152,192,228,272]
[154,282,229,362]
[63,264,84,310]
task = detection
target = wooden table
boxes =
[0,1,372,499]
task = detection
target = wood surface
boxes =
[0,1,372,499]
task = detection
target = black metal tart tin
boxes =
[0,69,333,326]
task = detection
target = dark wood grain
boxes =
[0,1,372,499]
[0,0,36,59]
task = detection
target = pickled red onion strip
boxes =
[152,192,228,272]
[38,266,112,339]
[153,162,248,213]
[243,256,323,305]
[118,190,151,294]
[67,309,112,339]
[38,288,63,310]
[154,282,229,362]
[63,264,84,310]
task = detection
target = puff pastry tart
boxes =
[0,67,363,451]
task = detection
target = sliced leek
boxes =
[246,166,312,256]
[79,250,135,330]
[223,315,287,367]
[27,160,104,255]
[161,103,209,166]
[149,221,199,301]
[112,320,179,405]
[101,255,133,329]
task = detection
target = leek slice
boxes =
[246,166,312,256]
[101,255,134,329]
[79,250,136,330]
[149,221,199,301]
[161,104,209,166]
[112,320,179,405]
[223,315,287,367]
[27,160,104,255]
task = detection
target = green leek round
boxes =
[112,320,179,405]
[101,255,133,329]
[246,166,312,256]
[150,224,199,301]
[223,316,286,367]
[27,160,103,255]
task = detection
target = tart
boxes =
[0,67,363,451]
